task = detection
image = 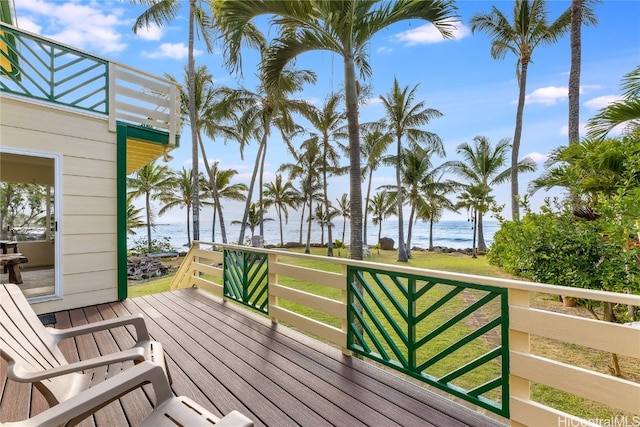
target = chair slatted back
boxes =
[0,284,82,404]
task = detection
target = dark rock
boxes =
[284,242,305,248]
[379,237,395,250]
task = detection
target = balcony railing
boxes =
[172,242,640,426]
[0,22,180,145]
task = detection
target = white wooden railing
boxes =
[171,241,640,427]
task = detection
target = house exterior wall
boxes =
[0,96,119,313]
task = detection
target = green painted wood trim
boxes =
[116,122,128,300]
[125,122,180,147]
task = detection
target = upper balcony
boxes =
[0,22,181,173]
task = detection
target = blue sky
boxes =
[12,0,640,224]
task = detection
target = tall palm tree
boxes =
[587,65,640,139]
[132,0,215,243]
[360,125,393,246]
[470,0,571,220]
[305,92,348,256]
[220,66,316,244]
[379,78,445,262]
[568,0,599,146]
[201,163,247,242]
[279,139,323,254]
[368,190,397,245]
[336,193,351,245]
[313,203,339,246]
[263,174,300,247]
[158,167,210,247]
[213,0,457,260]
[167,65,240,243]
[127,161,172,252]
[445,136,535,251]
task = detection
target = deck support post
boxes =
[509,288,530,427]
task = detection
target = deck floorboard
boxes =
[1,288,504,427]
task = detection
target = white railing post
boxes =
[341,263,351,356]
[108,63,117,132]
[509,288,531,427]
[268,252,279,324]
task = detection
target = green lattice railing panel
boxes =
[223,249,269,314]
[347,265,509,417]
[1,23,108,114]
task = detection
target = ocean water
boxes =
[129,219,500,251]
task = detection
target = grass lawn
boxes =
[127,247,638,421]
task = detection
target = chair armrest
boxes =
[8,347,146,382]
[49,314,151,344]
[5,362,173,427]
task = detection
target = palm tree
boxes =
[379,78,444,262]
[132,0,215,243]
[313,203,339,247]
[456,184,494,258]
[335,193,351,245]
[445,136,535,251]
[220,67,316,244]
[587,65,640,139]
[279,139,323,254]
[201,162,247,242]
[368,190,397,245]
[263,174,300,247]
[568,0,599,146]
[126,195,145,236]
[127,161,172,252]
[213,0,457,260]
[166,64,240,243]
[158,167,210,247]
[231,203,273,241]
[305,92,348,256]
[360,125,393,246]
[470,0,571,220]
[418,174,457,251]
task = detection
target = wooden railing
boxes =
[0,22,180,146]
[171,242,640,426]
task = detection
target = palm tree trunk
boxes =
[511,60,529,221]
[344,56,363,260]
[342,215,347,244]
[259,138,267,238]
[238,139,265,245]
[477,212,486,252]
[568,0,582,146]
[406,204,415,259]
[198,133,227,243]
[188,0,199,242]
[396,140,408,262]
[145,193,152,252]
[323,148,333,257]
[186,207,191,247]
[378,222,382,244]
[278,206,284,247]
[472,208,478,258]
[364,168,373,246]
[429,219,434,251]
[299,203,305,244]
[305,198,313,254]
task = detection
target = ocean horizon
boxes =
[129,219,500,251]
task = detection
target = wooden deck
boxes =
[1,288,504,426]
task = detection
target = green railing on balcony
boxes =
[347,265,509,417]
[223,249,269,314]
[0,22,108,114]
[0,22,180,144]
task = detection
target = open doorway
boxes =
[0,150,60,300]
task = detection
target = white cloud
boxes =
[15,0,128,54]
[393,21,470,46]
[524,86,567,105]
[523,152,548,164]
[142,43,202,60]
[584,95,622,110]
[376,46,393,54]
[134,23,164,41]
[559,123,588,137]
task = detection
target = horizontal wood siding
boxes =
[0,96,118,313]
